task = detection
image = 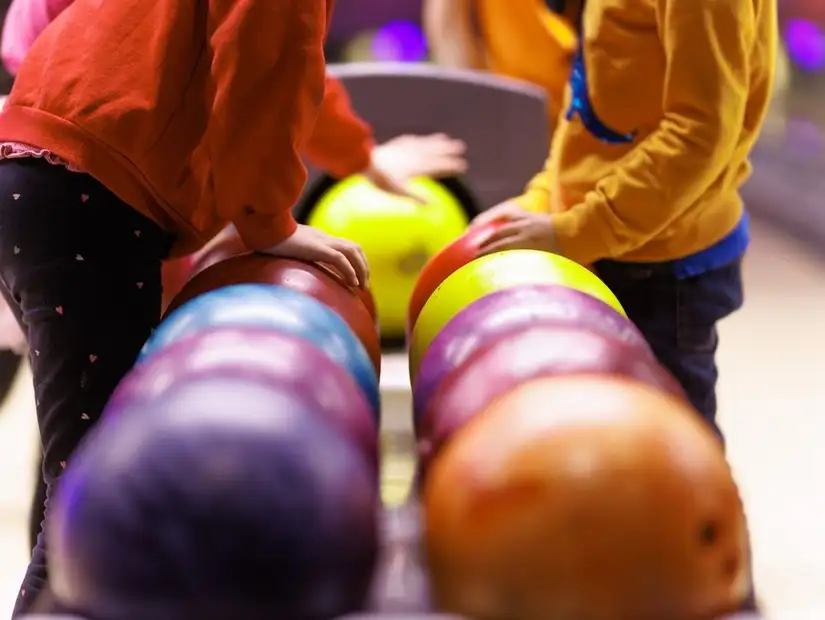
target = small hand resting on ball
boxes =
[263,225,370,290]
[472,201,561,256]
[363,133,468,203]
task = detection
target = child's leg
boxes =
[0,159,173,615]
[29,455,46,552]
[595,257,755,609]
[594,258,744,434]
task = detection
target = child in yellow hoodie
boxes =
[474,0,777,434]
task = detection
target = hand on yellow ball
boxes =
[473,201,561,256]
[363,133,468,203]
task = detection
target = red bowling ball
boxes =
[188,225,380,326]
[167,255,382,375]
[417,325,686,473]
[406,218,505,335]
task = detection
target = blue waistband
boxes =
[672,212,750,279]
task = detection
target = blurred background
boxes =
[0,0,822,618]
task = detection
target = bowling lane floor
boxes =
[0,218,822,618]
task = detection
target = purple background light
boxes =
[371,21,428,62]
[785,19,825,72]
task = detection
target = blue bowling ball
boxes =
[140,284,380,413]
[50,375,380,619]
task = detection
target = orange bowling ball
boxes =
[407,218,505,335]
[166,255,381,375]
[424,375,749,620]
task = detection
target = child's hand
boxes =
[263,225,369,289]
[472,201,529,228]
[363,133,468,203]
[474,201,561,256]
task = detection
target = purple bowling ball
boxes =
[109,327,379,471]
[412,285,651,429]
[51,376,379,620]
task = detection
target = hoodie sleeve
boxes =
[302,75,374,179]
[2,0,73,75]
[548,0,756,264]
[206,0,328,250]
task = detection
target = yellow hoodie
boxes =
[515,0,777,267]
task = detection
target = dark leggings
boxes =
[0,159,172,616]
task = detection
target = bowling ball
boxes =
[408,250,624,379]
[50,375,379,620]
[308,175,468,339]
[188,226,380,327]
[417,325,685,472]
[424,375,749,620]
[166,256,381,375]
[111,327,379,470]
[142,284,380,414]
[406,218,506,335]
[412,284,651,424]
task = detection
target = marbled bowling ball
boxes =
[417,324,685,473]
[167,254,381,376]
[424,375,748,620]
[51,376,380,620]
[111,326,379,471]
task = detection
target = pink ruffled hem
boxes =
[0,142,82,172]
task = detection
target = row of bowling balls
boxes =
[46,251,394,617]
[398,221,755,619]
[158,176,472,340]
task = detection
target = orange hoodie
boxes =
[475,0,577,125]
[0,0,372,256]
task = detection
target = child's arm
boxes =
[302,76,375,179]
[422,0,486,69]
[1,0,74,75]
[547,0,758,265]
[206,0,326,251]
[513,130,568,215]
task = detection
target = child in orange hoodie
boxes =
[0,0,468,613]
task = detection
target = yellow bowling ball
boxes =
[408,250,624,379]
[308,175,468,338]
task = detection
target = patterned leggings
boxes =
[0,158,173,616]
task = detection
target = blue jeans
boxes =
[595,257,744,435]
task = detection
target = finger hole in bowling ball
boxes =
[294,174,481,224]
[698,519,743,581]
[699,520,719,546]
